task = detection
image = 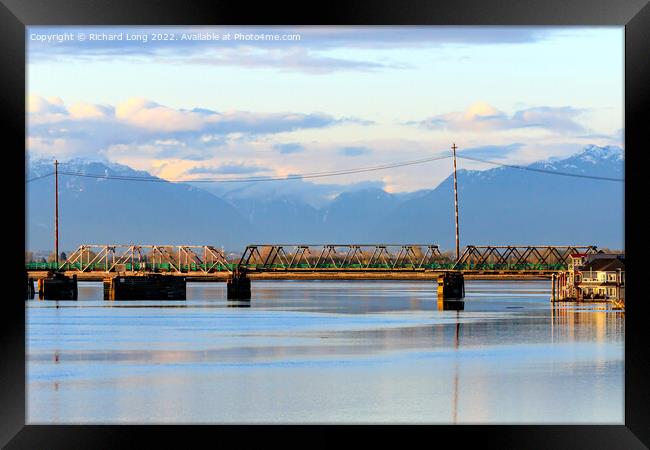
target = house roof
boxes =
[589,252,625,258]
[581,258,625,272]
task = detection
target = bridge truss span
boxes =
[237,244,446,271]
[27,243,601,275]
[452,245,598,271]
[61,244,232,273]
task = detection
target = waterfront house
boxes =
[556,252,625,301]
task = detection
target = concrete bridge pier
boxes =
[227,269,251,301]
[437,271,465,311]
[37,272,78,300]
[103,274,186,300]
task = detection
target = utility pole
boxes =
[451,143,460,261]
[54,160,59,269]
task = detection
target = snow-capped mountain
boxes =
[25,145,624,252]
[375,145,624,249]
[26,159,255,251]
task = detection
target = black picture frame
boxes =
[2,0,648,447]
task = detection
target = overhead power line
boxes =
[26,172,54,183]
[47,154,453,183]
[25,152,624,184]
[456,154,624,182]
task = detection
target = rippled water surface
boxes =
[26,280,624,424]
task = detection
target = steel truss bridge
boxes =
[25,244,599,274]
[452,245,598,271]
[30,244,231,273]
[238,244,444,271]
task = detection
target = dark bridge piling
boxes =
[104,274,186,300]
[25,270,35,299]
[37,272,78,300]
[27,279,35,299]
[437,271,465,311]
[227,269,251,300]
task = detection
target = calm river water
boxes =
[26,280,624,424]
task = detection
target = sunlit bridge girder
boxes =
[451,245,598,271]
[237,244,445,271]
[55,244,232,273]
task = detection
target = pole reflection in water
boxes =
[452,311,461,424]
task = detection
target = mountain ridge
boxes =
[26,145,624,252]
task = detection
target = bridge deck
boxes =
[26,270,555,281]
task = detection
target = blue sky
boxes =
[27,26,623,192]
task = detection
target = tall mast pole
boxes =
[451,143,460,261]
[54,160,59,269]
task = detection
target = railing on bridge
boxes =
[51,244,233,273]
[237,244,449,270]
[452,245,598,271]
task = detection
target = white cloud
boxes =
[27,95,65,114]
[411,102,589,135]
[115,98,203,131]
[26,96,615,193]
[68,101,114,119]
[28,27,555,74]
[27,95,363,160]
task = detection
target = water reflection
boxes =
[452,312,461,424]
[550,302,624,344]
[26,280,624,424]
